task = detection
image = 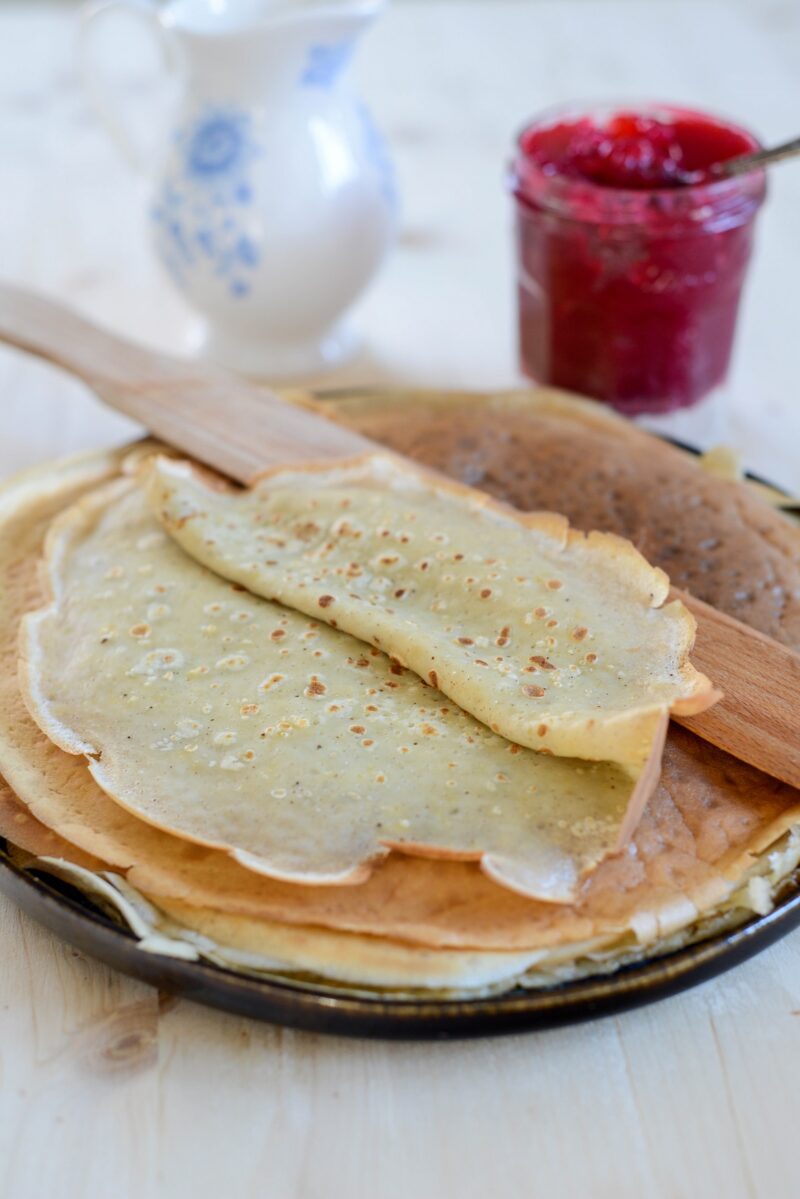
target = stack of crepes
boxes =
[1,389,799,997]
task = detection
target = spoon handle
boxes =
[713,134,800,178]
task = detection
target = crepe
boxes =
[20,473,666,902]
[142,454,716,773]
[2,450,800,985]
[334,387,800,649]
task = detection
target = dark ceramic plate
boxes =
[0,433,797,1040]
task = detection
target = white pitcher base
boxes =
[200,324,360,380]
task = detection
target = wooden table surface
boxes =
[1,3,799,1196]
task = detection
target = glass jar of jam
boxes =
[510,104,767,414]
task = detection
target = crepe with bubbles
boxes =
[143,453,716,773]
[20,475,667,903]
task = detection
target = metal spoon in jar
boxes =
[682,133,800,184]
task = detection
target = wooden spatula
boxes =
[0,285,376,482]
[0,283,798,792]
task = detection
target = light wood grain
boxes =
[2,283,799,791]
[675,589,800,788]
[2,3,800,1199]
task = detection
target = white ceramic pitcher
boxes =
[81,0,396,376]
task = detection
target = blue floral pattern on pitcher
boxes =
[151,108,262,299]
[187,114,250,176]
[357,102,397,210]
[301,42,354,88]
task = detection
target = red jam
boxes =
[511,106,766,413]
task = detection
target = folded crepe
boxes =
[142,454,715,772]
[18,466,666,902]
[1,443,799,997]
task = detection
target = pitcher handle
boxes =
[79,0,178,174]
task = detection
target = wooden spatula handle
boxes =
[0,283,375,484]
[674,588,800,790]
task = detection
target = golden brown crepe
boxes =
[333,388,800,648]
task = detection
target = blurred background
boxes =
[2,0,799,488]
